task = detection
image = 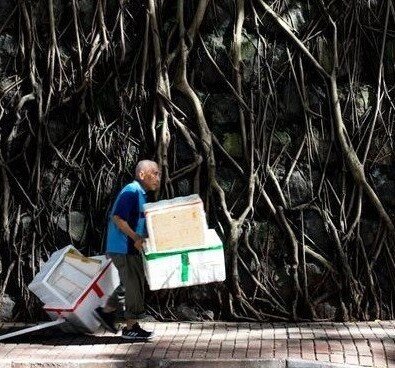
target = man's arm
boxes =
[112,215,145,251]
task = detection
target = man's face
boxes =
[139,165,161,191]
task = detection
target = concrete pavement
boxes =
[1,320,395,367]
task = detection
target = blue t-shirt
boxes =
[106,180,147,255]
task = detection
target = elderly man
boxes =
[94,160,161,340]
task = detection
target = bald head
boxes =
[135,160,161,191]
[135,160,158,177]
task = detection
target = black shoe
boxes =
[93,307,118,333]
[121,323,154,340]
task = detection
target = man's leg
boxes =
[93,254,126,333]
[121,254,153,340]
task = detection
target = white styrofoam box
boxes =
[64,252,101,278]
[28,245,103,306]
[44,256,120,333]
[46,262,92,304]
[143,229,226,291]
[29,245,80,306]
[144,194,207,252]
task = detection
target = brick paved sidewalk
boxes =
[1,321,395,367]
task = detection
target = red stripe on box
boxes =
[44,261,111,313]
[92,283,104,298]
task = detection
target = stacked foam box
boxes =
[28,246,120,333]
[143,195,226,290]
[144,194,207,252]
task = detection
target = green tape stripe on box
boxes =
[144,245,223,282]
[181,253,189,282]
